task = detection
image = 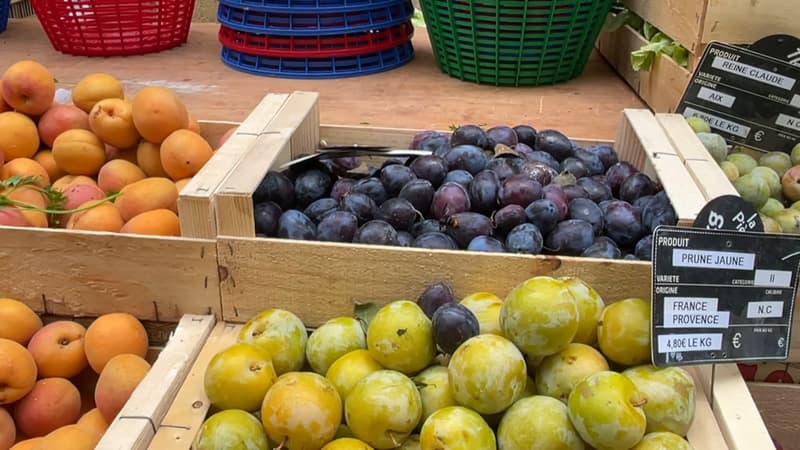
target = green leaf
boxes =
[631,33,673,72]
[670,43,690,67]
[603,10,631,32]
[354,302,381,334]
[643,22,659,41]
[626,14,644,33]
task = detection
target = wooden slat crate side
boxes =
[621,0,705,55]
[97,314,216,450]
[179,94,292,239]
[148,323,244,450]
[748,382,800,450]
[0,227,220,321]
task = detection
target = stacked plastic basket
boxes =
[0,0,9,34]
[217,0,416,79]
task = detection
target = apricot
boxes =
[0,207,31,228]
[94,354,151,423]
[66,200,124,233]
[10,438,42,450]
[76,408,108,440]
[37,105,90,148]
[187,112,201,133]
[0,338,37,404]
[0,298,42,344]
[175,177,192,193]
[160,129,214,181]
[13,378,82,437]
[3,186,49,228]
[104,144,138,165]
[136,141,168,177]
[0,112,40,161]
[51,175,97,192]
[52,129,106,176]
[71,368,98,415]
[31,424,97,450]
[0,80,10,113]
[0,405,15,450]
[89,98,141,149]
[27,321,88,379]
[1,60,55,116]
[1,158,50,187]
[33,151,66,182]
[71,73,125,114]
[115,177,178,222]
[97,159,146,193]
[56,183,106,228]
[131,86,189,144]
[84,313,148,374]
[120,209,181,236]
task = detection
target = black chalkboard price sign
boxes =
[651,225,800,367]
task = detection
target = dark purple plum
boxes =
[444,212,493,248]
[380,164,416,196]
[417,282,457,319]
[399,179,435,214]
[316,211,359,243]
[378,197,419,231]
[293,169,332,208]
[513,143,535,160]
[513,125,537,147]
[505,223,544,255]
[277,210,316,240]
[568,198,605,235]
[353,220,399,246]
[450,125,488,148]
[635,235,653,261]
[413,232,459,250]
[641,191,678,233]
[410,155,449,188]
[574,149,605,176]
[545,219,595,256]
[340,192,377,224]
[328,157,361,176]
[603,200,646,247]
[330,178,357,202]
[592,174,608,184]
[419,133,451,156]
[560,157,589,179]
[605,161,639,196]
[467,235,506,253]
[633,195,655,211]
[431,182,471,220]
[542,185,569,220]
[352,177,388,206]
[486,157,517,182]
[535,129,574,162]
[411,219,441,237]
[469,170,501,214]
[619,173,657,204]
[443,145,489,175]
[432,303,480,354]
[380,159,405,169]
[624,254,639,260]
[411,130,438,149]
[397,231,414,247]
[492,204,526,235]
[576,178,613,203]
[254,201,282,236]
[500,175,542,208]
[518,162,553,186]
[526,150,560,170]
[254,171,295,210]
[486,126,518,149]
[581,239,622,259]
[443,170,474,190]
[562,184,590,203]
[525,199,560,235]
[586,144,619,171]
[303,198,339,223]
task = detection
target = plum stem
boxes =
[273,437,288,450]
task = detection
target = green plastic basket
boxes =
[420,0,614,86]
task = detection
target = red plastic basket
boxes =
[31,0,195,56]
[218,22,413,58]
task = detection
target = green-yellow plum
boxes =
[750,166,781,197]
[203,343,277,412]
[733,173,770,209]
[460,292,504,336]
[535,343,610,403]
[720,161,739,182]
[448,334,527,414]
[792,200,800,211]
[420,406,496,450]
[759,197,784,218]
[623,365,696,435]
[696,132,727,162]
[334,424,356,440]
[568,371,647,450]
[306,317,366,375]
[523,375,537,397]
[261,372,342,450]
[237,309,308,375]
[631,432,695,450]
[597,298,651,366]
[759,151,792,177]
[194,409,269,450]
[686,117,711,134]
[345,370,422,449]
[321,437,374,450]
[726,153,758,176]
[367,301,435,375]
[326,349,383,401]
[761,215,783,233]
[497,395,585,450]
[411,365,456,427]
[782,166,800,202]
[773,208,800,234]
[398,435,421,449]
[559,277,605,345]
[500,276,578,357]
[791,144,800,165]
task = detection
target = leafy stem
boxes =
[0,175,122,215]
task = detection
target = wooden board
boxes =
[748,382,800,450]
[98,314,216,450]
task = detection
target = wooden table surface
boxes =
[1,18,646,140]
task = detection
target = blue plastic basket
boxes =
[221,0,397,13]
[221,40,414,78]
[0,0,10,34]
[217,0,414,35]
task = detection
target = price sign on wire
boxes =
[693,195,764,232]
